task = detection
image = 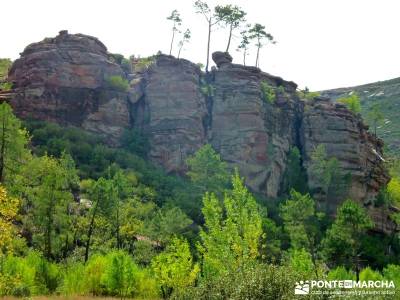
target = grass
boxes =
[0,297,156,300]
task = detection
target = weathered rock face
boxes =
[6,32,391,229]
[210,61,299,197]
[300,97,390,212]
[8,30,131,142]
[141,55,207,173]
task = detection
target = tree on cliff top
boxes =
[237,26,251,65]
[167,9,182,56]
[215,4,246,53]
[338,93,361,114]
[177,29,191,59]
[249,23,275,68]
[194,0,220,72]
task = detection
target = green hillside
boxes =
[322,77,400,157]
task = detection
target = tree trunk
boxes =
[84,201,99,263]
[255,46,260,68]
[243,50,246,66]
[206,21,211,72]
[169,28,176,56]
[226,24,233,53]
[178,44,183,59]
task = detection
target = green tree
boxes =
[321,199,374,279]
[186,144,230,195]
[0,185,19,255]
[177,29,191,59]
[0,103,31,186]
[367,103,384,136]
[167,9,182,56]
[249,23,275,68]
[83,177,112,262]
[215,4,246,52]
[194,0,220,72]
[199,170,263,280]
[338,93,361,114]
[21,154,78,259]
[237,27,251,65]
[151,237,199,298]
[282,147,308,194]
[280,190,324,276]
[309,144,348,210]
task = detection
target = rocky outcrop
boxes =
[8,30,132,143]
[6,32,391,229]
[141,55,207,173]
[210,59,299,197]
[300,97,390,213]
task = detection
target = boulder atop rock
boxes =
[212,51,233,67]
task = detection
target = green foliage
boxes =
[260,80,276,103]
[151,236,199,298]
[322,199,374,270]
[105,75,129,92]
[19,153,78,259]
[121,128,150,158]
[0,58,11,82]
[338,93,361,114]
[282,147,308,194]
[327,266,356,280]
[309,144,349,209]
[387,177,400,207]
[186,144,230,195]
[215,4,246,52]
[183,263,315,300]
[280,190,325,276]
[102,251,139,298]
[297,87,321,100]
[199,79,215,97]
[133,56,156,72]
[199,170,263,280]
[0,103,31,188]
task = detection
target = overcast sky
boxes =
[2,0,400,90]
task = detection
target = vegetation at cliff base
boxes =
[0,102,398,299]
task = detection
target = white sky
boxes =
[1,0,400,90]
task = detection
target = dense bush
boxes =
[105,75,129,92]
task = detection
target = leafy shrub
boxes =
[181,263,318,300]
[84,254,107,295]
[338,93,361,114]
[260,80,276,103]
[297,89,321,100]
[101,251,139,298]
[59,262,86,295]
[105,75,129,92]
[0,82,12,91]
[121,128,150,158]
[134,56,155,72]
[0,255,36,296]
[200,79,215,97]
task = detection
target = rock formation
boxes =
[5,32,392,230]
[8,30,131,143]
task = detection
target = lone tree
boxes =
[194,0,220,72]
[167,9,182,56]
[237,26,250,65]
[215,4,246,53]
[367,103,384,136]
[177,29,191,59]
[249,23,275,68]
